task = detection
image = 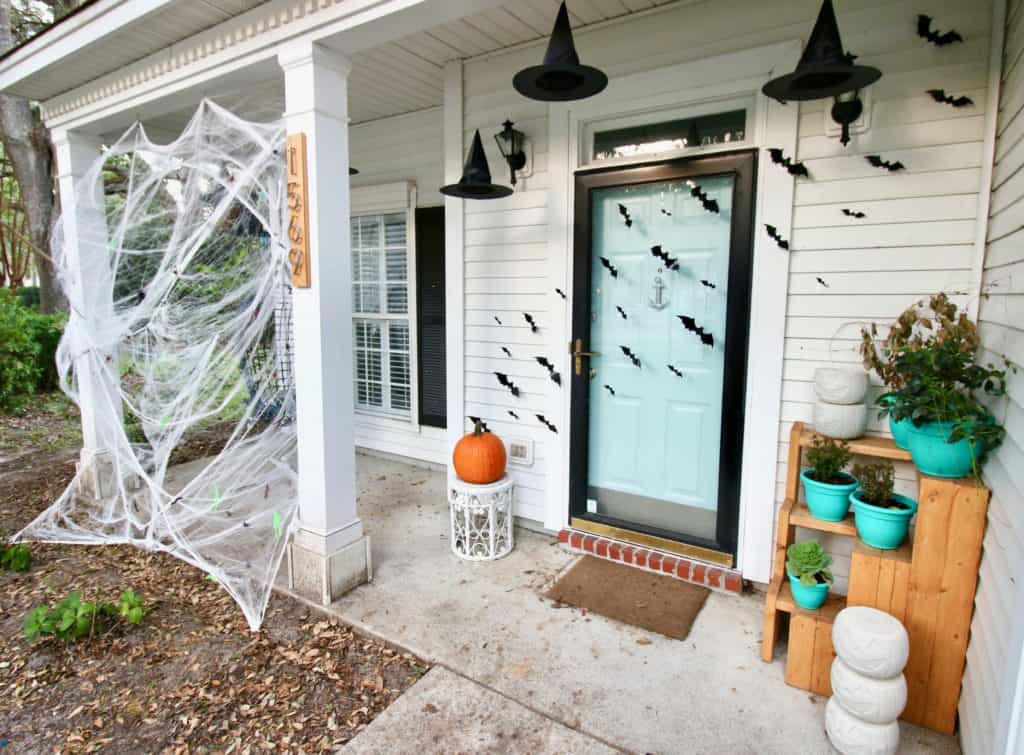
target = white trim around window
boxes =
[350,181,419,427]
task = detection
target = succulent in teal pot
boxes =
[801,436,858,522]
[786,540,833,610]
[850,462,917,550]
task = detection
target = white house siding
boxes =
[348,107,448,466]
[458,0,995,566]
[962,0,1024,752]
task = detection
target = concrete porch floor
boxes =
[280,454,961,755]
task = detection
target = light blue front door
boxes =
[585,173,737,542]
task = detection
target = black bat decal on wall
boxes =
[677,315,715,347]
[917,15,963,46]
[617,203,633,227]
[650,245,680,271]
[765,224,790,250]
[616,305,628,320]
[667,364,685,378]
[494,316,502,325]
[866,155,905,172]
[620,345,642,368]
[555,288,566,299]
[535,356,562,386]
[689,184,720,214]
[604,385,616,396]
[816,277,830,288]
[767,148,809,177]
[523,313,538,333]
[600,257,618,278]
[501,346,512,357]
[536,414,558,433]
[927,89,974,108]
[700,279,716,289]
[494,372,520,397]
[468,415,490,432]
[842,209,866,219]
[508,410,519,420]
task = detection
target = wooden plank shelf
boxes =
[797,426,912,462]
[790,501,857,537]
[776,581,846,623]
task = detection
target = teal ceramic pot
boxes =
[882,395,912,450]
[851,490,918,550]
[786,567,830,610]
[905,421,978,478]
[801,469,858,522]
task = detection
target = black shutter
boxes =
[416,206,446,428]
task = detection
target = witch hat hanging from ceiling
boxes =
[762,0,880,103]
[513,1,608,102]
[440,130,513,199]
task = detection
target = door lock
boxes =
[571,338,600,376]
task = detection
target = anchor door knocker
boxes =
[649,275,669,310]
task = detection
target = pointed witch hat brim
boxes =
[513,1,608,102]
[440,130,513,200]
[762,0,880,102]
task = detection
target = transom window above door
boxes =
[583,98,752,167]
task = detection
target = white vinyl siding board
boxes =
[347,110,447,466]
[461,0,995,551]
[962,0,1024,752]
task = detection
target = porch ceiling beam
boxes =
[10,0,505,134]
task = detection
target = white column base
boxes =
[288,535,372,605]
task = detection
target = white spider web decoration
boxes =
[16,101,299,630]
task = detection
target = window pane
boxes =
[593,109,746,161]
[384,213,406,247]
[385,247,407,282]
[386,284,408,314]
[389,321,409,352]
[360,284,381,313]
[359,216,380,247]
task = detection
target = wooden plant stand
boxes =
[761,421,990,735]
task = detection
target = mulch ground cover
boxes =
[0,398,428,753]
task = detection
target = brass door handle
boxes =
[571,338,600,376]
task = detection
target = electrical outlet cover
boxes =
[507,437,534,466]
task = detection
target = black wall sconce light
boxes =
[762,0,881,146]
[494,120,527,186]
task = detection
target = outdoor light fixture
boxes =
[513,1,607,102]
[494,120,527,186]
[440,130,513,200]
[761,0,881,145]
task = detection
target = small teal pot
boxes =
[786,567,831,610]
[851,490,918,550]
[801,469,858,522]
[905,421,978,478]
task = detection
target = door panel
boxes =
[570,152,756,561]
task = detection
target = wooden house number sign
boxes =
[287,133,311,288]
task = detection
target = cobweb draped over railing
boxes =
[16,100,298,630]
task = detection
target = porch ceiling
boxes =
[5,0,677,127]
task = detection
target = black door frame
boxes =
[568,149,757,561]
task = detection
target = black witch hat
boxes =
[513,2,608,102]
[762,0,880,102]
[440,130,513,200]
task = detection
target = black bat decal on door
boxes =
[494,372,520,397]
[917,15,963,46]
[700,279,716,289]
[927,89,974,108]
[617,203,633,227]
[615,305,628,320]
[600,257,618,278]
[650,245,680,271]
[689,183,720,214]
[603,385,615,396]
[677,315,715,348]
[620,345,642,368]
[667,364,685,378]
[767,148,809,177]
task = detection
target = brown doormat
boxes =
[546,555,710,640]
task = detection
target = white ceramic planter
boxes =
[833,607,910,680]
[813,401,868,440]
[830,657,908,724]
[814,367,869,405]
[825,697,900,755]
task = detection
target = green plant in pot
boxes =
[801,436,858,522]
[850,462,917,550]
[862,294,1009,477]
[786,540,833,610]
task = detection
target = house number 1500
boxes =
[286,133,311,289]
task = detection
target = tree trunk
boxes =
[0,0,63,312]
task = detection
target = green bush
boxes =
[25,308,65,392]
[0,288,41,410]
[14,286,40,309]
[805,436,852,484]
[0,543,31,571]
[23,589,147,641]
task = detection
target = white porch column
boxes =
[52,129,122,500]
[278,40,370,605]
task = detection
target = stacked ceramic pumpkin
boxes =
[826,606,909,755]
[812,368,868,440]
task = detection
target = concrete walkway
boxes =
[279,454,961,755]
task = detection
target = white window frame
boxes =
[350,181,419,428]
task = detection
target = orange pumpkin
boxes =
[453,420,507,484]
